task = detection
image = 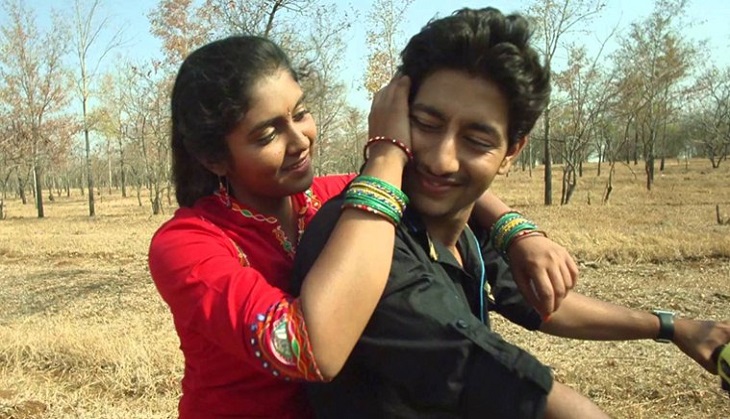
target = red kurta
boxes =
[148,175,352,418]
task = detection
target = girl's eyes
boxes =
[256,108,310,145]
[258,130,277,145]
[293,108,310,121]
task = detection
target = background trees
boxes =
[0,0,73,218]
[613,0,698,191]
[526,0,605,205]
[70,0,124,216]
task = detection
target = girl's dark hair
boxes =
[398,7,550,146]
[171,36,297,207]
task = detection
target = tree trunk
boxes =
[33,163,44,218]
[17,174,27,205]
[151,183,162,215]
[602,162,615,204]
[543,104,553,205]
[633,131,639,165]
[107,137,113,195]
[645,154,654,191]
[119,135,127,198]
[84,119,96,216]
[136,183,142,207]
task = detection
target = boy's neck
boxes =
[421,205,474,263]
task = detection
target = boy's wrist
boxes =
[651,310,675,343]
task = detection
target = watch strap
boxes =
[652,310,675,343]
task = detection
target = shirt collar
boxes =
[401,208,479,277]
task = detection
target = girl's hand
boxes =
[507,235,579,318]
[367,76,412,164]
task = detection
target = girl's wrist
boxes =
[363,142,409,169]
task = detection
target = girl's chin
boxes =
[286,170,315,193]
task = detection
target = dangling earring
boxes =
[218,176,231,208]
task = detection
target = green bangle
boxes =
[354,175,409,206]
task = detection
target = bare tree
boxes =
[91,72,133,197]
[303,5,352,175]
[120,61,171,214]
[362,0,413,98]
[552,39,615,204]
[70,0,125,216]
[0,0,72,218]
[527,0,605,205]
[613,0,697,190]
[200,0,305,38]
[0,109,23,218]
[689,66,730,168]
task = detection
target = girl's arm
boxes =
[298,76,412,379]
[472,190,578,318]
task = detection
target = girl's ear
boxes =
[497,136,527,175]
[200,158,228,177]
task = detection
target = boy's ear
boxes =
[498,136,528,175]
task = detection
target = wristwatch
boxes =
[652,310,675,343]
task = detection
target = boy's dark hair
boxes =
[170,36,297,207]
[399,7,550,145]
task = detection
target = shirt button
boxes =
[456,319,468,329]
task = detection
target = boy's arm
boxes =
[540,292,730,373]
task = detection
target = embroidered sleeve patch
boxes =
[250,298,326,382]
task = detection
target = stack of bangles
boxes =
[490,211,547,259]
[342,175,408,226]
[342,136,411,225]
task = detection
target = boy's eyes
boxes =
[464,136,495,149]
[410,114,496,149]
[410,114,440,129]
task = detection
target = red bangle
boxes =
[510,229,548,246]
[341,202,398,226]
[363,136,413,162]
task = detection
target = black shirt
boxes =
[292,193,554,418]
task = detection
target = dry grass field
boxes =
[0,159,729,418]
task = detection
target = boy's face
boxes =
[404,69,525,222]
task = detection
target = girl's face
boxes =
[214,68,317,210]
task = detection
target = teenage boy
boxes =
[293,7,730,418]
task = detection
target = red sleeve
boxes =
[148,211,323,381]
[311,174,356,202]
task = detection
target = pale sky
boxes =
[7,0,730,111]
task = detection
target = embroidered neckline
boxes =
[215,189,320,259]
